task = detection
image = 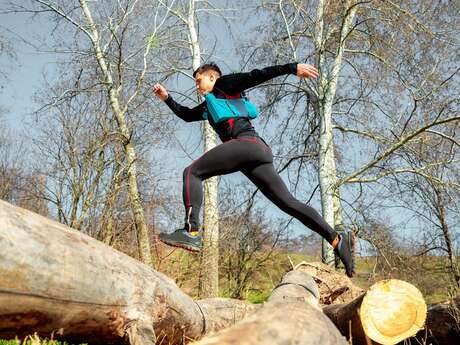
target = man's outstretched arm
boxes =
[214,63,318,95]
[153,83,205,122]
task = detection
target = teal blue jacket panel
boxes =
[203,93,258,123]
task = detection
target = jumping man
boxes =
[152,62,355,277]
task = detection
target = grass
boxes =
[0,334,86,345]
[245,289,272,304]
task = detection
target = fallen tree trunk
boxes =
[0,200,431,345]
[413,296,460,345]
[193,270,349,345]
[323,279,427,345]
[294,261,364,304]
[0,200,256,344]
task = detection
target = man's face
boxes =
[195,72,217,95]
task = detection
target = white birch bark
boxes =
[186,0,219,298]
[314,0,356,265]
[78,0,152,266]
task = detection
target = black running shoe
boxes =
[159,228,202,253]
[334,231,356,278]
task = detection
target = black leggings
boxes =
[182,136,337,243]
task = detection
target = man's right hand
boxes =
[153,83,169,101]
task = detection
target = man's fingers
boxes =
[153,84,163,94]
[297,64,319,79]
[304,66,319,77]
[152,83,168,101]
[307,66,319,76]
[307,69,319,78]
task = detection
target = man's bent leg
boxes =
[243,162,355,276]
[243,162,337,242]
[160,138,271,253]
[182,138,272,230]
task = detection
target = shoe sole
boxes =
[159,238,201,253]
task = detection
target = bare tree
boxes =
[0,30,15,95]
[158,0,237,297]
[219,183,288,299]
[6,0,182,266]
[391,120,460,286]
[31,74,115,234]
[0,121,25,203]
[240,0,460,269]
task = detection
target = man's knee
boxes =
[183,165,192,180]
[183,164,201,180]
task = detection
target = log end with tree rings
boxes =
[360,279,427,345]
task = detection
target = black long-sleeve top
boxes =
[164,63,298,142]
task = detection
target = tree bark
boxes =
[0,200,244,344]
[413,296,460,345]
[192,270,348,345]
[184,0,219,298]
[294,261,364,304]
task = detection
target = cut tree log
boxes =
[0,200,256,344]
[0,199,430,345]
[294,261,364,304]
[192,270,349,345]
[413,296,460,345]
[323,279,427,345]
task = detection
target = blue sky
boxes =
[0,4,58,129]
[1,1,449,256]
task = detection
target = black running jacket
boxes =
[164,63,298,142]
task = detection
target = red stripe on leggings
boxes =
[186,164,192,207]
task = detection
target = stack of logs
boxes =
[0,199,458,344]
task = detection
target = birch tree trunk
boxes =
[314,0,356,265]
[434,187,460,286]
[185,0,219,298]
[200,120,219,297]
[78,0,152,266]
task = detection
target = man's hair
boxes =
[193,62,222,78]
